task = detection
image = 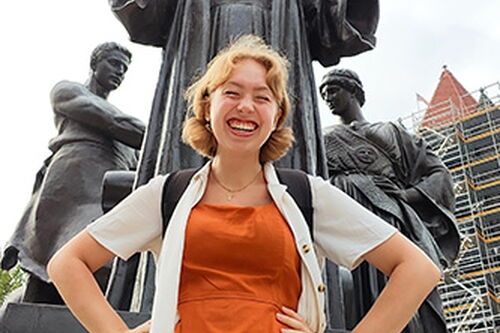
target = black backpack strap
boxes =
[275,168,314,240]
[161,168,199,237]
[161,167,314,239]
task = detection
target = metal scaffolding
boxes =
[400,82,500,332]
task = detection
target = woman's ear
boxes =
[204,102,211,122]
[273,107,283,130]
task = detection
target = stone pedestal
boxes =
[0,302,150,333]
[0,302,350,332]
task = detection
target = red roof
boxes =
[420,68,477,128]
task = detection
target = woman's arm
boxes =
[47,230,148,333]
[352,232,441,333]
[47,175,164,332]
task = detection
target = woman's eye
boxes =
[257,96,271,102]
[224,90,238,96]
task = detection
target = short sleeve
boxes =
[86,175,167,260]
[310,175,397,270]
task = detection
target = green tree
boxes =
[0,265,27,306]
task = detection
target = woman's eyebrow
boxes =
[224,81,243,88]
[224,81,271,93]
[254,86,272,93]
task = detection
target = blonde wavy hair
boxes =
[182,35,294,163]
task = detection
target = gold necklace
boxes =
[211,167,262,201]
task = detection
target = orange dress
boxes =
[175,202,302,332]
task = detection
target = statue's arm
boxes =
[50,81,145,149]
[109,0,178,47]
[303,0,380,67]
[388,123,459,264]
[393,123,454,209]
[412,140,455,207]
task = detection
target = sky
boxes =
[0,1,499,248]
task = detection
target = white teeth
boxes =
[228,120,257,132]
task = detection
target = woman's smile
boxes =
[226,118,259,136]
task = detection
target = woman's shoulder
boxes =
[307,174,342,195]
[143,174,169,187]
[130,174,169,201]
[306,173,371,211]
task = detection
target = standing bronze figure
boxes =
[320,69,460,332]
[1,42,145,304]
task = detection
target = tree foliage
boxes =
[0,265,27,306]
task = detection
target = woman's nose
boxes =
[237,96,254,113]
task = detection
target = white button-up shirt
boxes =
[88,162,396,333]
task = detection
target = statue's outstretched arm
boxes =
[50,81,145,149]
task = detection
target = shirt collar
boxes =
[264,162,288,198]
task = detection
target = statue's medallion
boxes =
[354,145,377,164]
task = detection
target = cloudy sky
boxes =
[1,1,499,248]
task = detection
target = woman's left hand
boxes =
[276,306,314,333]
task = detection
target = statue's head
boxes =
[90,42,132,91]
[182,35,294,163]
[320,68,365,115]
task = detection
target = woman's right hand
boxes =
[128,320,151,333]
[276,307,313,333]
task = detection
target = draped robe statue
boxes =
[320,69,460,332]
[109,0,380,176]
[106,2,381,329]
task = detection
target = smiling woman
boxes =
[48,35,442,333]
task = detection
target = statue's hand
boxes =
[370,175,400,193]
[400,188,422,203]
[384,188,422,204]
[108,116,145,149]
[113,116,146,135]
[0,246,19,270]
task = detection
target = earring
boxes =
[205,120,212,133]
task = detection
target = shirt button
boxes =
[302,244,310,253]
[318,284,326,292]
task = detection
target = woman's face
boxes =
[206,59,281,159]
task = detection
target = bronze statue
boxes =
[109,0,380,176]
[104,3,382,327]
[1,42,145,304]
[320,69,460,332]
